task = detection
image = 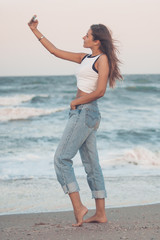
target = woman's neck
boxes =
[91,49,103,57]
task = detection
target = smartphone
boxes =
[31,15,37,22]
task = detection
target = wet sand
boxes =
[0,204,159,240]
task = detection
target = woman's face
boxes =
[83,29,95,48]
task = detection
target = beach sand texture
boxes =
[0,204,159,240]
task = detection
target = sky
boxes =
[0,0,160,76]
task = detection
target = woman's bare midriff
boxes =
[76,88,89,99]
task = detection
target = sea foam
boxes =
[0,94,49,106]
[0,107,66,121]
[103,146,160,167]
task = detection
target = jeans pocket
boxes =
[85,108,101,130]
[69,109,81,118]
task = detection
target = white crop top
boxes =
[76,54,102,93]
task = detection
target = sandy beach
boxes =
[0,203,159,240]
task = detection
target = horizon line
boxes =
[0,73,160,78]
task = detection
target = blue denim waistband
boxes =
[76,100,98,110]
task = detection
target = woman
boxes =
[28,15,123,227]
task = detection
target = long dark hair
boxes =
[91,24,123,88]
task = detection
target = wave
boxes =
[31,95,50,103]
[0,146,159,181]
[0,94,49,106]
[103,146,160,167]
[0,107,66,121]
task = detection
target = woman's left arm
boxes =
[70,54,109,109]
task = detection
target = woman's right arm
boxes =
[28,15,85,64]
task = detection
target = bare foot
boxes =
[83,213,107,223]
[72,206,88,227]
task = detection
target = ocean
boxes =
[0,74,160,215]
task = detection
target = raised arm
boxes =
[28,15,86,64]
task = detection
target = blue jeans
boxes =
[54,100,107,199]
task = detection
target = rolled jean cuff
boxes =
[62,182,80,194]
[92,190,107,199]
